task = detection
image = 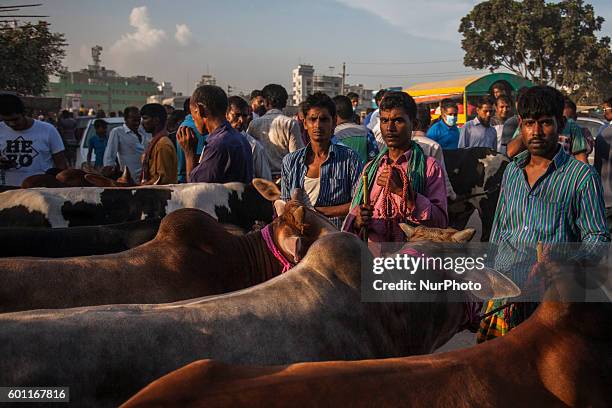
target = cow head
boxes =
[84,166,137,187]
[253,178,337,264]
[56,169,93,187]
[400,224,476,243]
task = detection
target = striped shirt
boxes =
[490,146,609,285]
[281,143,363,228]
[458,117,498,149]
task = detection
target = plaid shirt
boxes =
[281,143,363,229]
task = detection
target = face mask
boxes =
[445,115,457,126]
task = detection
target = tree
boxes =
[459,0,612,104]
[0,21,67,96]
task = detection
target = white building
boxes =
[197,74,217,87]
[313,75,342,98]
[292,64,314,106]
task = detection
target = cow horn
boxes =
[451,228,476,243]
[152,175,162,185]
[117,166,135,185]
[252,178,281,201]
[399,223,416,240]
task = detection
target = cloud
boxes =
[175,24,192,46]
[110,6,166,54]
[335,0,479,43]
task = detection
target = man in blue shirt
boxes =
[87,119,108,168]
[177,85,253,184]
[426,98,460,149]
[176,97,206,183]
[458,95,497,149]
[281,92,363,229]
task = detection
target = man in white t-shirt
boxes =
[0,94,67,186]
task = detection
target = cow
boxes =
[444,147,510,241]
[122,266,611,408]
[0,182,273,230]
[0,192,336,312]
[0,231,518,407]
[0,218,162,257]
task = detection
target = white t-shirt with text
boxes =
[0,120,65,186]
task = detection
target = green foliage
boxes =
[459,0,612,104]
[0,21,67,96]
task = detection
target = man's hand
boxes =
[354,204,373,230]
[376,167,405,196]
[177,126,198,157]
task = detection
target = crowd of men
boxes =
[1,84,612,342]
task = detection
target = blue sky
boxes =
[25,0,612,95]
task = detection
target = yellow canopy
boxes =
[404,76,481,97]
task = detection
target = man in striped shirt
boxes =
[281,92,363,229]
[478,86,610,342]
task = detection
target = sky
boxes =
[16,0,612,95]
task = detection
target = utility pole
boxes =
[341,62,346,95]
[227,84,232,96]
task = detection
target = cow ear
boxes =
[451,228,476,243]
[274,200,287,216]
[253,178,281,201]
[399,223,416,241]
[293,206,305,225]
[458,267,521,300]
[84,174,117,187]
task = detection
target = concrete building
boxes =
[147,82,183,104]
[197,74,217,87]
[313,74,342,98]
[47,46,158,112]
[292,64,314,106]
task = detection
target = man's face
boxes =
[442,106,458,126]
[520,115,559,158]
[141,115,160,133]
[304,107,335,143]
[496,100,511,121]
[0,113,29,131]
[493,88,504,99]
[95,125,107,137]
[380,107,413,150]
[251,96,266,116]
[351,98,359,109]
[226,105,249,132]
[125,111,141,132]
[602,103,612,122]
[477,103,494,126]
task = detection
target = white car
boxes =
[75,117,125,169]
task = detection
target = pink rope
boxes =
[261,224,293,274]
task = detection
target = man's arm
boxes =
[457,124,468,149]
[87,144,93,164]
[280,155,291,201]
[52,152,68,169]
[316,203,351,218]
[574,170,610,243]
[103,130,119,167]
[151,142,178,184]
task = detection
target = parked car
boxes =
[75,115,96,143]
[75,117,125,169]
[576,116,606,166]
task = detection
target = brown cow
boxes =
[0,187,336,312]
[122,268,611,408]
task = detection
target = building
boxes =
[292,64,314,106]
[291,64,372,107]
[312,74,342,98]
[197,74,217,87]
[47,46,159,112]
[147,82,183,104]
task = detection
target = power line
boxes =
[346,59,463,65]
[349,70,490,78]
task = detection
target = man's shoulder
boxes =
[33,119,58,133]
[282,147,307,165]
